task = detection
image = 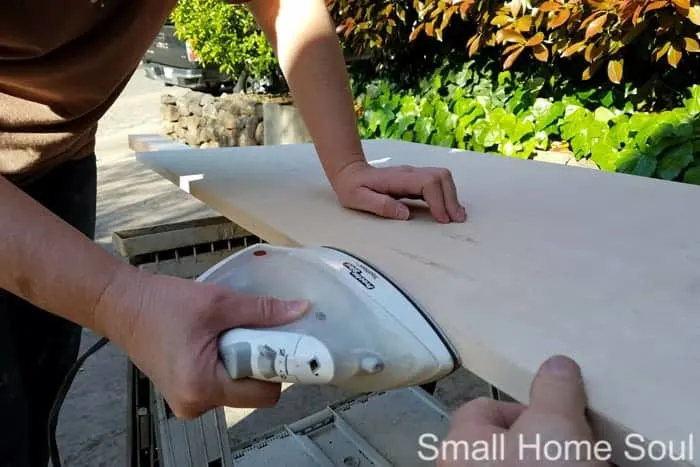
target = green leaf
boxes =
[594,107,616,123]
[591,140,619,171]
[656,142,694,180]
[454,97,477,116]
[615,151,658,177]
[608,119,630,147]
[431,132,455,147]
[682,166,700,185]
[419,100,434,118]
[628,112,652,133]
[414,117,434,144]
[600,91,615,108]
[513,120,536,142]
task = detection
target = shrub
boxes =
[330,0,700,86]
[170,0,278,80]
[351,58,700,183]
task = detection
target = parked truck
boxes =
[141,19,233,93]
[141,20,287,95]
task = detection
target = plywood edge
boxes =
[128,134,190,153]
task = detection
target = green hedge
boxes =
[351,58,700,183]
[170,0,277,80]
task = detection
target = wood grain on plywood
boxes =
[133,137,700,467]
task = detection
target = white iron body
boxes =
[196,243,458,393]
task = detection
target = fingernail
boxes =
[395,205,410,220]
[286,300,310,316]
[457,206,467,221]
[541,355,579,376]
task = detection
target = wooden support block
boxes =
[132,135,700,467]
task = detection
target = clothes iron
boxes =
[197,243,459,393]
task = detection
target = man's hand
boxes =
[97,268,309,419]
[331,160,467,223]
[439,355,609,467]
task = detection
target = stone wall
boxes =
[160,90,291,148]
[159,90,599,172]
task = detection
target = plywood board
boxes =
[134,137,700,467]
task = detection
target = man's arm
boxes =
[0,175,134,338]
[245,0,365,183]
[241,0,466,223]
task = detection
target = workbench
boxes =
[129,134,700,467]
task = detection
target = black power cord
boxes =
[48,336,110,467]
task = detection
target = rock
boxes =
[202,102,218,119]
[567,157,600,170]
[174,125,187,139]
[160,90,283,147]
[183,115,201,130]
[218,100,240,116]
[243,116,258,143]
[218,111,239,129]
[238,131,256,147]
[255,122,264,145]
[162,121,177,135]
[185,126,205,146]
[214,127,238,146]
[533,150,573,165]
[160,93,177,105]
[201,141,220,149]
[187,99,202,116]
[200,93,215,107]
[160,104,179,122]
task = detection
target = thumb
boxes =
[348,187,410,220]
[528,355,588,420]
[225,293,310,328]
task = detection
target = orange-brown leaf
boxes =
[510,0,522,17]
[440,5,458,31]
[467,33,481,56]
[408,23,424,41]
[504,46,525,68]
[653,41,672,61]
[668,43,683,66]
[584,42,603,62]
[397,7,406,22]
[532,43,550,61]
[585,13,608,39]
[548,8,571,28]
[671,0,690,9]
[561,40,587,57]
[684,37,700,52]
[425,19,435,37]
[526,31,545,46]
[644,0,669,14]
[491,14,512,26]
[498,29,527,43]
[460,0,474,18]
[538,1,562,12]
[514,15,533,31]
[688,5,700,24]
[503,43,523,54]
[607,58,623,83]
[430,2,446,18]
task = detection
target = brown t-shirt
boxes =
[0,0,177,185]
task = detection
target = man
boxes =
[0,0,465,465]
